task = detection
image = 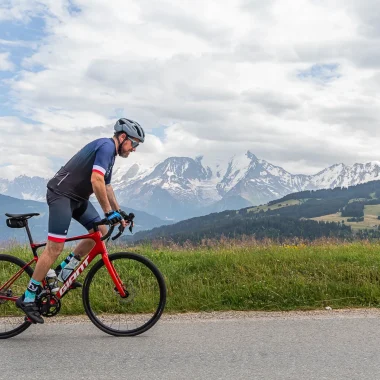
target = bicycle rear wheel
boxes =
[83,252,166,336]
[0,254,33,339]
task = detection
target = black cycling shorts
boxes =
[46,189,101,242]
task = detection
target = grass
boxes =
[311,205,380,230]
[3,239,380,315]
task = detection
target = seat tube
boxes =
[25,221,34,245]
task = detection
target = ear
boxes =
[117,132,126,141]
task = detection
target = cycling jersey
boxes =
[47,138,116,201]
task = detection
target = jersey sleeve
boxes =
[92,142,115,184]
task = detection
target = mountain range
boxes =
[2,152,380,221]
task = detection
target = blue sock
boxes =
[23,279,41,303]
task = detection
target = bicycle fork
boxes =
[102,255,128,298]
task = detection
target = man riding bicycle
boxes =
[16,118,145,324]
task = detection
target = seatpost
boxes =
[24,220,34,245]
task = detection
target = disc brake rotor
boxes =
[117,281,137,304]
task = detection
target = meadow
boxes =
[2,237,380,314]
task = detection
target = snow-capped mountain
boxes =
[0,175,47,202]
[3,152,380,220]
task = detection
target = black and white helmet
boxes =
[114,118,145,143]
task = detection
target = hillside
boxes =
[130,180,380,243]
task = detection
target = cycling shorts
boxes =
[46,189,101,243]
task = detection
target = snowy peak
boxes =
[309,162,380,189]
[217,153,252,195]
[246,150,259,162]
[0,175,46,202]
[155,157,210,180]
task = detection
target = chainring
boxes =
[37,293,61,317]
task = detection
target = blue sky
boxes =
[0,16,46,118]
[297,63,341,83]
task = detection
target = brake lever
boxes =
[112,224,125,241]
[104,224,115,243]
[128,213,135,234]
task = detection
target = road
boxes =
[2,309,380,380]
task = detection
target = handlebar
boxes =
[93,212,135,241]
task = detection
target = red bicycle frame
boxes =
[0,223,126,303]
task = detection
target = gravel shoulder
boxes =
[40,308,380,324]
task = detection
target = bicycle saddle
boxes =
[5,213,40,219]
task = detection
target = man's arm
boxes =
[105,183,128,227]
[91,172,112,214]
[106,184,120,211]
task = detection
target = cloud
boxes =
[1,0,380,181]
[0,52,14,70]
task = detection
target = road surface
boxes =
[2,309,380,380]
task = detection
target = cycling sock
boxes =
[55,252,75,274]
[23,279,41,303]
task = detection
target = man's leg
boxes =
[16,190,72,324]
[54,202,107,286]
[72,225,108,258]
[16,241,65,324]
[32,241,65,281]
[73,200,107,258]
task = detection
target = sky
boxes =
[1,0,380,180]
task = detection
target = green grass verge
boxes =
[2,240,380,314]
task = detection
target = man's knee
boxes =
[88,225,108,236]
[99,225,108,236]
[45,240,65,258]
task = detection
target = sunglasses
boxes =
[127,137,140,148]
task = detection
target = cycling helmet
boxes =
[114,118,145,143]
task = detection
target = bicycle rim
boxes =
[83,252,166,336]
[0,254,33,339]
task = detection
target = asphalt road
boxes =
[2,310,380,380]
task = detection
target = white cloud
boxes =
[0,52,14,71]
[1,0,380,180]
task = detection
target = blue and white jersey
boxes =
[47,138,116,201]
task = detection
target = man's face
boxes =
[119,135,141,158]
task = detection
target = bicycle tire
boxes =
[0,254,33,339]
[82,252,166,336]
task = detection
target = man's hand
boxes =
[105,210,123,225]
[118,210,135,229]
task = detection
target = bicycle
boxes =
[0,212,166,339]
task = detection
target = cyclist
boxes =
[16,118,145,324]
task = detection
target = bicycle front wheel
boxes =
[83,252,166,336]
[0,254,33,339]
